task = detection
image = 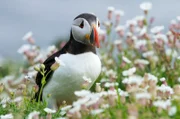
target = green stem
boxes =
[38,76,46,102]
[38,70,52,102]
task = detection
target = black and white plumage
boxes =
[35,13,101,109]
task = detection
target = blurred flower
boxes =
[115,25,125,32]
[28,111,40,119]
[140,2,152,14]
[135,92,151,99]
[107,6,115,12]
[90,109,104,115]
[126,19,137,26]
[160,77,166,82]
[122,56,132,64]
[139,27,147,36]
[95,83,101,92]
[74,90,91,97]
[82,75,92,83]
[104,82,118,88]
[105,69,117,78]
[0,113,13,119]
[107,6,115,20]
[22,31,35,44]
[122,75,143,85]
[51,57,65,71]
[122,67,136,76]
[177,16,180,21]
[98,29,106,41]
[135,40,147,49]
[153,100,171,109]
[154,34,168,44]
[115,10,124,26]
[135,92,151,106]
[123,68,134,77]
[134,59,149,65]
[17,44,31,54]
[44,108,56,113]
[118,89,129,97]
[165,49,178,58]
[146,73,158,83]
[168,106,177,116]
[68,105,81,114]
[151,26,164,34]
[22,31,32,41]
[114,39,122,45]
[142,51,154,58]
[115,10,124,16]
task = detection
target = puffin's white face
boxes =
[71,13,100,48]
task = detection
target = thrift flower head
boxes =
[122,67,136,76]
[160,77,166,82]
[107,6,115,11]
[69,105,81,113]
[0,113,13,119]
[61,105,72,111]
[74,90,91,97]
[177,16,180,21]
[140,2,152,11]
[48,45,57,53]
[115,25,125,32]
[98,29,106,35]
[118,89,129,97]
[28,111,40,119]
[134,59,149,65]
[122,56,131,64]
[44,108,56,113]
[17,44,31,54]
[135,40,147,49]
[166,49,178,58]
[51,57,65,70]
[135,15,144,21]
[142,51,154,58]
[82,75,92,83]
[104,82,118,88]
[168,106,177,116]
[73,97,90,107]
[122,75,143,85]
[146,73,158,82]
[115,10,124,16]
[55,57,66,66]
[153,100,171,109]
[90,109,104,115]
[135,92,151,99]
[22,31,33,41]
[139,27,147,36]
[114,40,122,45]
[157,84,174,94]
[126,20,137,27]
[151,26,164,34]
[154,34,168,43]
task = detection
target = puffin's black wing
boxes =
[34,42,69,101]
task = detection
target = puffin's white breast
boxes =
[43,52,101,103]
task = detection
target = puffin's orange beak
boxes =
[90,25,100,48]
[93,25,100,48]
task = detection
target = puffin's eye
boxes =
[79,21,84,28]
[98,21,100,27]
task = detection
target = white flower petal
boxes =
[44,108,56,113]
[0,114,13,119]
[22,31,33,41]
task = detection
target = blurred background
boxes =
[0,0,180,59]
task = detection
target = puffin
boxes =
[34,13,101,109]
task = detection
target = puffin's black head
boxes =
[71,13,100,48]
